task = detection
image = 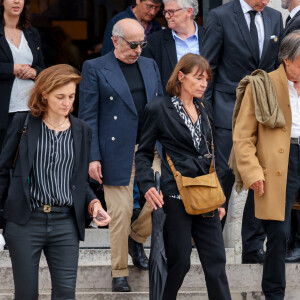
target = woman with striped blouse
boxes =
[0,64,111,300]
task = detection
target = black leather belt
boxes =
[35,205,73,214]
[291,137,300,145]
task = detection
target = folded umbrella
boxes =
[149,172,167,300]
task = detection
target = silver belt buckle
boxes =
[43,205,51,213]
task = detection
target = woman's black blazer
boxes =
[0,113,96,241]
[135,95,214,197]
[0,22,45,130]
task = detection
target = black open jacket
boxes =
[135,95,213,197]
[0,113,95,241]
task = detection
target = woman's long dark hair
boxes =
[0,0,31,29]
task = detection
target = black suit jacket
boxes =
[283,9,300,36]
[142,26,205,94]
[201,0,283,129]
[135,96,213,197]
[0,22,45,130]
[0,113,95,241]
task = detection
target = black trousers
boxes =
[162,197,231,300]
[261,144,300,300]
[5,208,79,300]
[214,127,266,252]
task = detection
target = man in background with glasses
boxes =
[143,0,204,95]
[79,18,163,293]
[102,0,162,56]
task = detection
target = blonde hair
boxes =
[28,64,81,117]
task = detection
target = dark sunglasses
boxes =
[119,36,148,49]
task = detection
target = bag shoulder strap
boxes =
[12,113,30,169]
[200,101,217,172]
[166,154,178,177]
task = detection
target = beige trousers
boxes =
[103,146,161,277]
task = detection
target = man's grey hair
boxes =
[279,30,300,62]
[163,0,198,19]
[112,22,125,38]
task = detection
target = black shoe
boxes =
[112,277,131,292]
[128,236,149,270]
[285,247,300,263]
[242,249,265,264]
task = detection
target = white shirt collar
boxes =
[288,80,297,89]
[290,5,300,19]
[239,0,262,16]
[172,21,198,41]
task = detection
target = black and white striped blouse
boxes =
[30,122,74,210]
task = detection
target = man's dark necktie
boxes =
[286,15,291,26]
[249,10,260,62]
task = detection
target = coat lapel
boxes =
[70,115,82,179]
[0,22,13,61]
[260,9,272,65]
[102,52,137,115]
[276,65,292,126]
[285,10,300,33]
[137,58,154,103]
[23,28,38,66]
[233,0,259,65]
[27,116,42,170]
[163,29,177,70]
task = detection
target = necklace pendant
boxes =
[204,153,212,158]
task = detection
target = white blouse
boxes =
[6,32,34,113]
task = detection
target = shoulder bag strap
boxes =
[12,113,30,169]
[166,154,178,177]
[200,102,216,172]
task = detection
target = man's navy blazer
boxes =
[79,51,163,186]
[283,9,300,36]
[0,113,96,241]
[201,0,283,129]
[143,27,205,95]
[0,22,45,130]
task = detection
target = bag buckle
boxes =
[43,205,51,213]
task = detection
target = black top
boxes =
[135,95,213,197]
[118,59,147,143]
[171,96,212,169]
[30,122,74,210]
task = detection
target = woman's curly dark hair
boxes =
[0,0,31,29]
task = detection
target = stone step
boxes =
[0,289,299,300]
[1,262,300,292]
[0,247,235,267]
[79,228,150,248]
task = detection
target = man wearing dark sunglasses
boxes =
[102,0,162,56]
[79,18,163,293]
[143,0,204,95]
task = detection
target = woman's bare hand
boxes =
[145,187,164,210]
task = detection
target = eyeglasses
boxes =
[119,36,148,49]
[162,8,183,17]
[145,3,161,11]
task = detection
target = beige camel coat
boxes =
[233,64,292,221]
